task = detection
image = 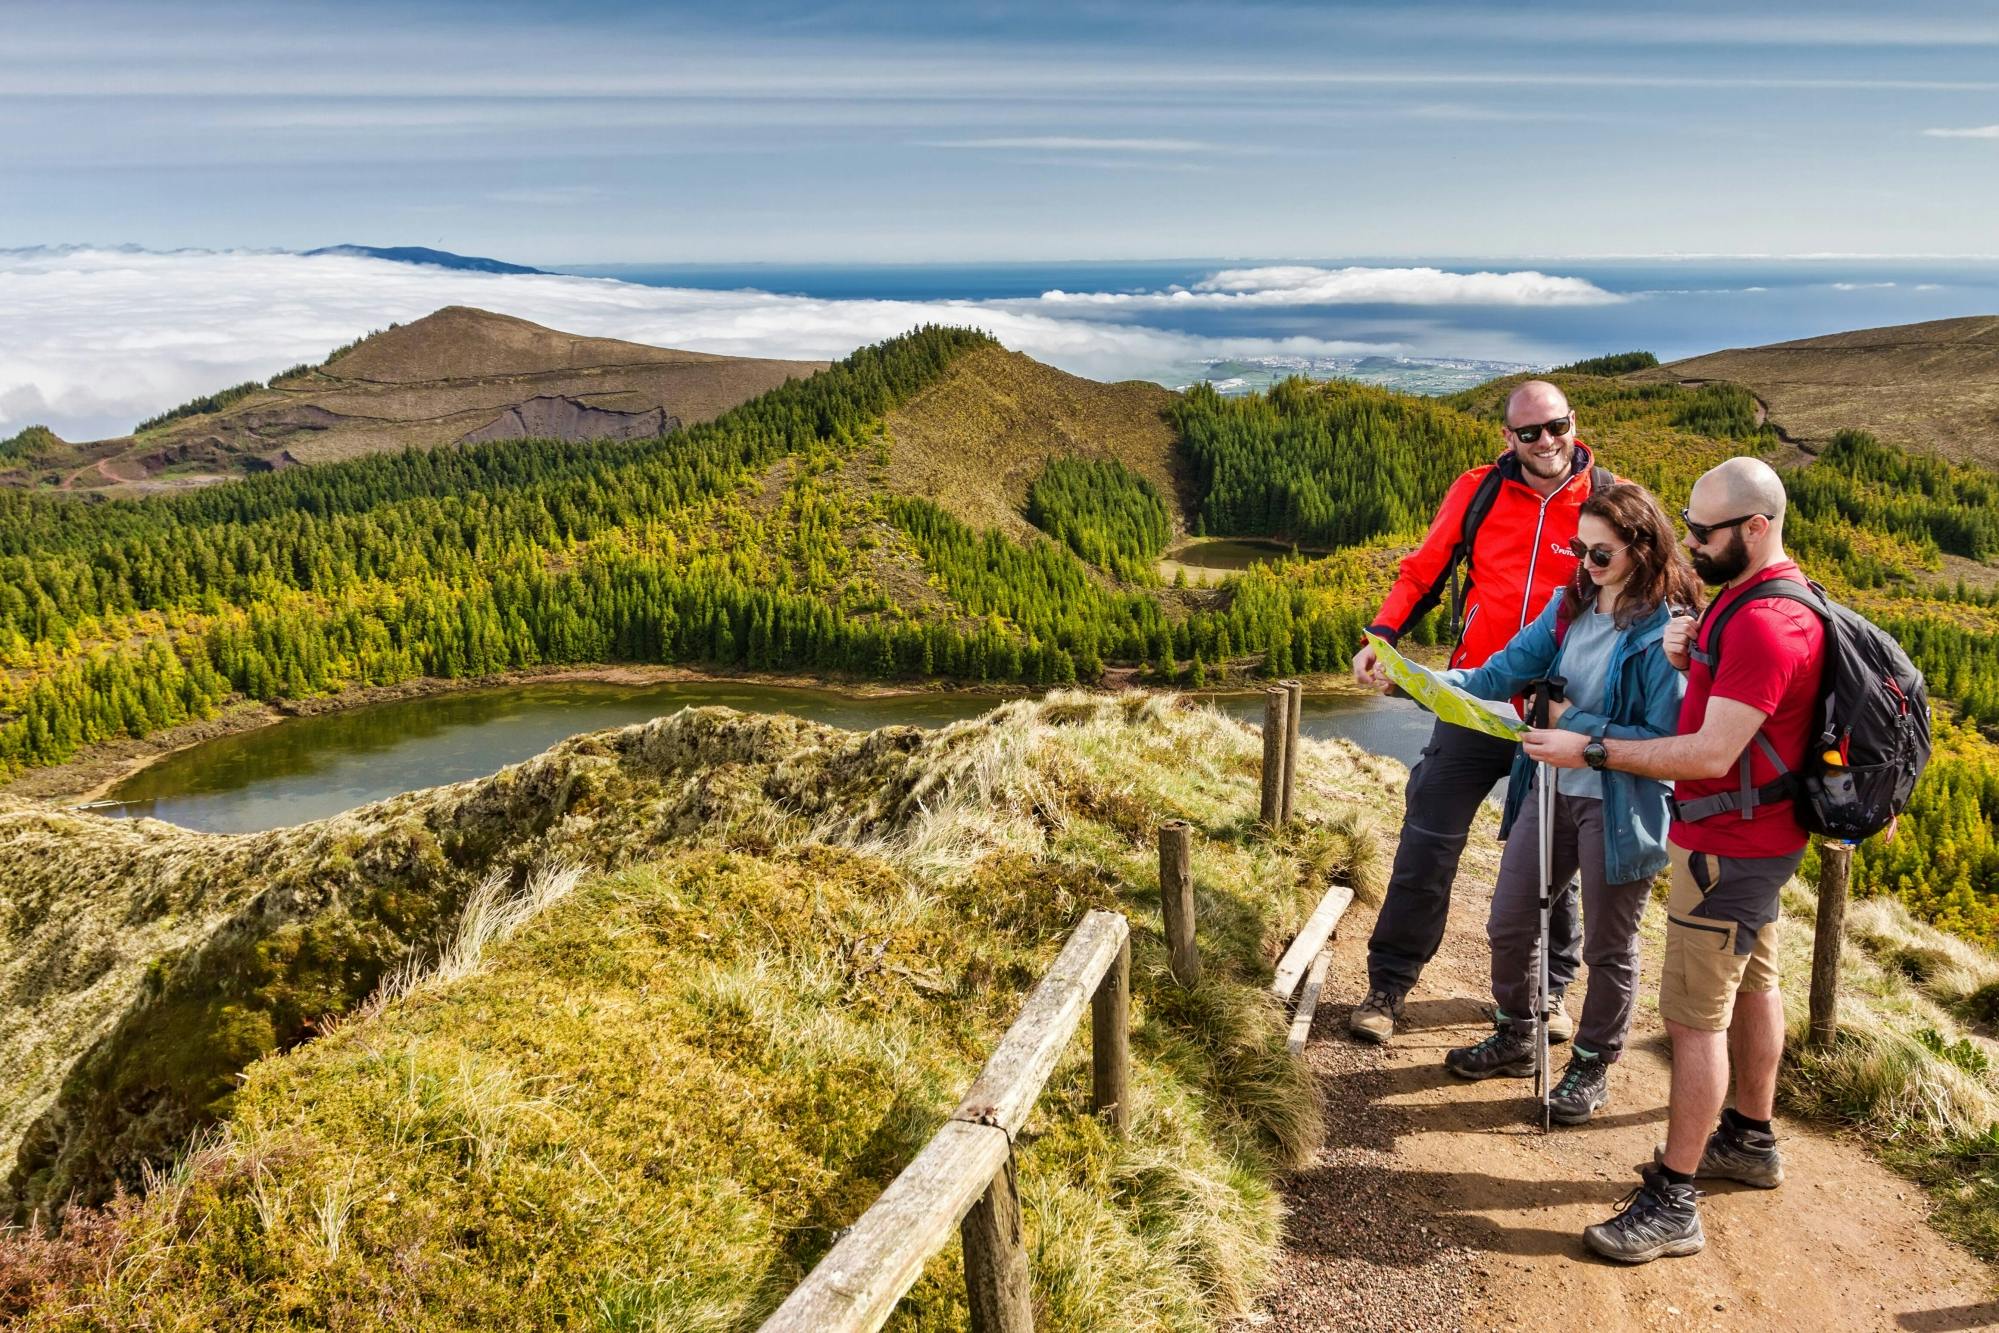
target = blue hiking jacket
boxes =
[1440,593,1686,884]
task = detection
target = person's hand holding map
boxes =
[1362,632,1526,741]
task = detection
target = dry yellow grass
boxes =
[882,345,1187,542]
[3,692,1390,1329]
[12,307,829,490]
[1627,314,1999,466]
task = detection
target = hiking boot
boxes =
[1548,1049,1610,1124]
[1546,993,1574,1045]
[1494,994,1572,1043]
[1582,1165,1705,1264]
[1348,988,1405,1044]
[1653,1112,1785,1189]
[1445,1021,1534,1079]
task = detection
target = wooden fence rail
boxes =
[765,706,1350,1330]
[760,909,1131,1333]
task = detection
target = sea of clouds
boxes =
[0,248,1622,440]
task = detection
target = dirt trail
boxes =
[1248,834,1999,1332]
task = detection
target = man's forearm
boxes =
[1603,732,1729,782]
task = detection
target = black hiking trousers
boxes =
[1365,717,1583,999]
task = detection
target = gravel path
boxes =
[1235,826,1999,1332]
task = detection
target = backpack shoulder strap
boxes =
[1445,465,1507,635]
[1690,578,1823,671]
[1675,577,1828,824]
[1455,465,1506,555]
[1591,464,1613,494]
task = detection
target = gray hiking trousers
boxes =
[1488,785,1650,1060]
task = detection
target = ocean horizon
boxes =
[563,255,1999,369]
[8,249,1999,439]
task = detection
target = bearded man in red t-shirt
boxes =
[1524,456,1825,1265]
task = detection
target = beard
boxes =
[1690,529,1750,584]
[1515,437,1576,481]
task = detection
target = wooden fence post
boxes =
[1280,678,1303,825]
[1092,936,1130,1134]
[1259,686,1289,828]
[1158,820,1200,988]
[1808,840,1854,1048]
[961,1151,1033,1333]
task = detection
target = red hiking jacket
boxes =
[1367,445,1613,671]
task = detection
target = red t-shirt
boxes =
[1670,560,1826,858]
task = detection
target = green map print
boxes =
[1364,631,1526,742]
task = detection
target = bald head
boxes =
[1505,379,1570,426]
[1684,455,1789,584]
[1693,456,1788,524]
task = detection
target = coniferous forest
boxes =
[5,331,1999,946]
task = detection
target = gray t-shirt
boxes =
[1555,603,1619,799]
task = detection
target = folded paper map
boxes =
[1364,631,1526,742]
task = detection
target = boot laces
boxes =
[1606,1172,1695,1236]
[1555,1055,1598,1098]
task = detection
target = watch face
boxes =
[1585,741,1608,770]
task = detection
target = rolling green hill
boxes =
[2,324,1997,947]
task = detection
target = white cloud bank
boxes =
[1923,124,1999,139]
[0,249,1597,439]
[1039,264,1624,308]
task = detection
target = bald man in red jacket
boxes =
[1347,379,1616,1043]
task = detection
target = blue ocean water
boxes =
[561,257,1999,373]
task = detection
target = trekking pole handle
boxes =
[1528,674,1568,728]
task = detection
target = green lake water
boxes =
[89,680,1439,834]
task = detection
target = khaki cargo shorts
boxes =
[1658,838,1803,1032]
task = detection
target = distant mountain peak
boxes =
[301,245,544,275]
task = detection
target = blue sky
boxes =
[7,1,1999,263]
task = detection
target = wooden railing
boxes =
[761,909,1131,1333]
[763,703,1350,1331]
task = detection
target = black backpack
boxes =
[1674,577,1931,842]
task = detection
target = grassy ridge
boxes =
[1,693,1384,1330]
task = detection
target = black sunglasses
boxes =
[1508,415,1573,444]
[1568,538,1629,568]
[1680,509,1770,544]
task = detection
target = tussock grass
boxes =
[362,858,588,1017]
[1774,879,1999,1262]
[4,691,1384,1329]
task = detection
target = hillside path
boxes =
[1242,832,1999,1333]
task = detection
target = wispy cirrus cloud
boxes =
[1923,124,1999,138]
[916,136,1223,152]
[482,185,611,207]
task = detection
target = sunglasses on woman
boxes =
[1508,415,1573,444]
[1568,538,1630,568]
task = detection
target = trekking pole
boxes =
[1529,675,1565,1134]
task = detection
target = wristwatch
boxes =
[1583,739,1609,771]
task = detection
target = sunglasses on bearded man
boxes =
[1679,509,1771,544]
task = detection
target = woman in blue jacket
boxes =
[1436,481,1702,1125]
